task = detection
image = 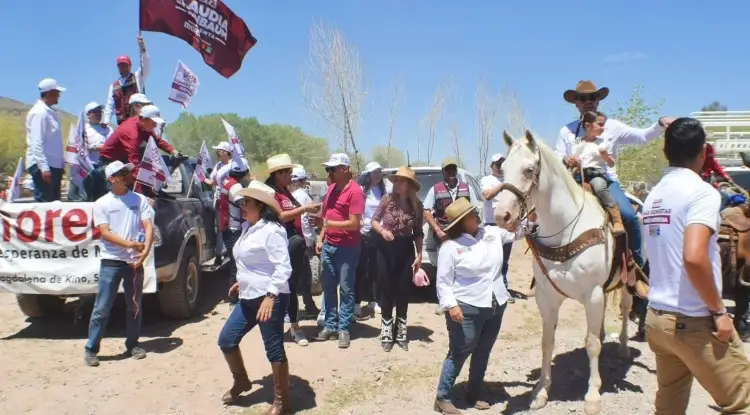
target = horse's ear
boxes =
[503,130,515,147]
[525,129,538,151]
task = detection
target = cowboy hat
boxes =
[233,180,281,214]
[563,80,610,104]
[443,198,477,231]
[266,153,296,175]
[389,166,421,191]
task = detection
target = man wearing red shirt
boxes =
[314,153,365,349]
[98,105,179,196]
[700,143,732,188]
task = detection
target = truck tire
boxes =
[158,245,201,318]
[16,294,65,318]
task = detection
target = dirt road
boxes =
[0,241,741,414]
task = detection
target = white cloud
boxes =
[603,52,648,64]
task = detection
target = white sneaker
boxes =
[284,313,291,324]
[370,302,381,314]
[290,326,309,347]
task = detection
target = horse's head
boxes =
[494,129,541,229]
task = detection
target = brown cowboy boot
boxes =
[221,349,253,404]
[606,206,626,236]
[434,399,463,414]
[265,362,290,415]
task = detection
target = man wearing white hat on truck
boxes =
[26,78,66,202]
[68,102,114,201]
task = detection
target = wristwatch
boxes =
[265,292,277,299]
[658,117,666,127]
[711,308,728,319]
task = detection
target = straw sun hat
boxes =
[443,198,477,231]
[266,153,296,175]
[389,166,421,191]
[233,180,281,214]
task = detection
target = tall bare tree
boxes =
[476,80,500,175]
[500,86,528,137]
[300,20,367,171]
[386,78,406,167]
[421,79,450,164]
[448,116,463,167]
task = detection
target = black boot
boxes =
[380,317,393,352]
[396,317,408,351]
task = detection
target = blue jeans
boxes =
[28,164,63,202]
[436,299,507,400]
[217,294,289,363]
[85,261,144,354]
[321,242,360,332]
[608,180,643,266]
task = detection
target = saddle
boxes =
[721,206,750,233]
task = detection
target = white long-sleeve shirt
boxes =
[102,51,151,126]
[555,118,664,182]
[361,181,393,233]
[292,187,316,247]
[436,225,524,309]
[234,219,292,299]
[25,100,64,172]
[85,123,113,163]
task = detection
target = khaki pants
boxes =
[647,308,750,414]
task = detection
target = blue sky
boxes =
[2,0,748,171]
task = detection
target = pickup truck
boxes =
[9,156,222,319]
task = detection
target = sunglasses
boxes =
[325,166,337,173]
[577,93,600,102]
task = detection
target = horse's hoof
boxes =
[530,395,548,410]
[584,399,602,415]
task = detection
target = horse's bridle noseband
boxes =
[500,146,541,223]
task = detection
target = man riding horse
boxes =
[555,80,675,270]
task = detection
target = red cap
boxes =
[116,55,132,65]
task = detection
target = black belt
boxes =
[101,258,129,266]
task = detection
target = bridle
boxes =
[499,144,586,240]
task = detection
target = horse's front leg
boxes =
[618,285,633,358]
[583,286,605,415]
[530,289,561,410]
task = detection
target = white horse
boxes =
[494,130,633,415]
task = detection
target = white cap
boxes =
[105,161,135,179]
[212,141,233,153]
[292,166,308,181]
[323,153,351,167]
[229,158,249,174]
[364,161,382,173]
[128,93,152,105]
[38,78,66,93]
[84,102,103,113]
[139,105,165,124]
[490,153,506,163]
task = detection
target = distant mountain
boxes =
[0,96,76,118]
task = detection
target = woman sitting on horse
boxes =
[572,111,625,235]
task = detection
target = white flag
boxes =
[221,118,245,156]
[194,141,213,182]
[136,137,171,191]
[6,157,24,202]
[168,60,200,109]
[64,112,95,187]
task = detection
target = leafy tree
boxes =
[701,101,728,112]
[370,145,406,168]
[0,112,75,174]
[166,113,331,177]
[607,85,666,185]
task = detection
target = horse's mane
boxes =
[522,136,602,210]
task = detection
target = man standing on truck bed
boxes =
[84,160,155,367]
[102,36,150,128]
[26,78,66,202]
[98,105,180,196]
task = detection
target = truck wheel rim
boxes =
[186,262,199,305]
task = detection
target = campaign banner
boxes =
[0,201,157,295]
[168,60,200,108]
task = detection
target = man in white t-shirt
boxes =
[84,160,155,367]
[642,117,750,413]
[480,153,518,303]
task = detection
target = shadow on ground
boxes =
[1,269,229,342]
[498,343,653,414]
[229,373,317,414]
